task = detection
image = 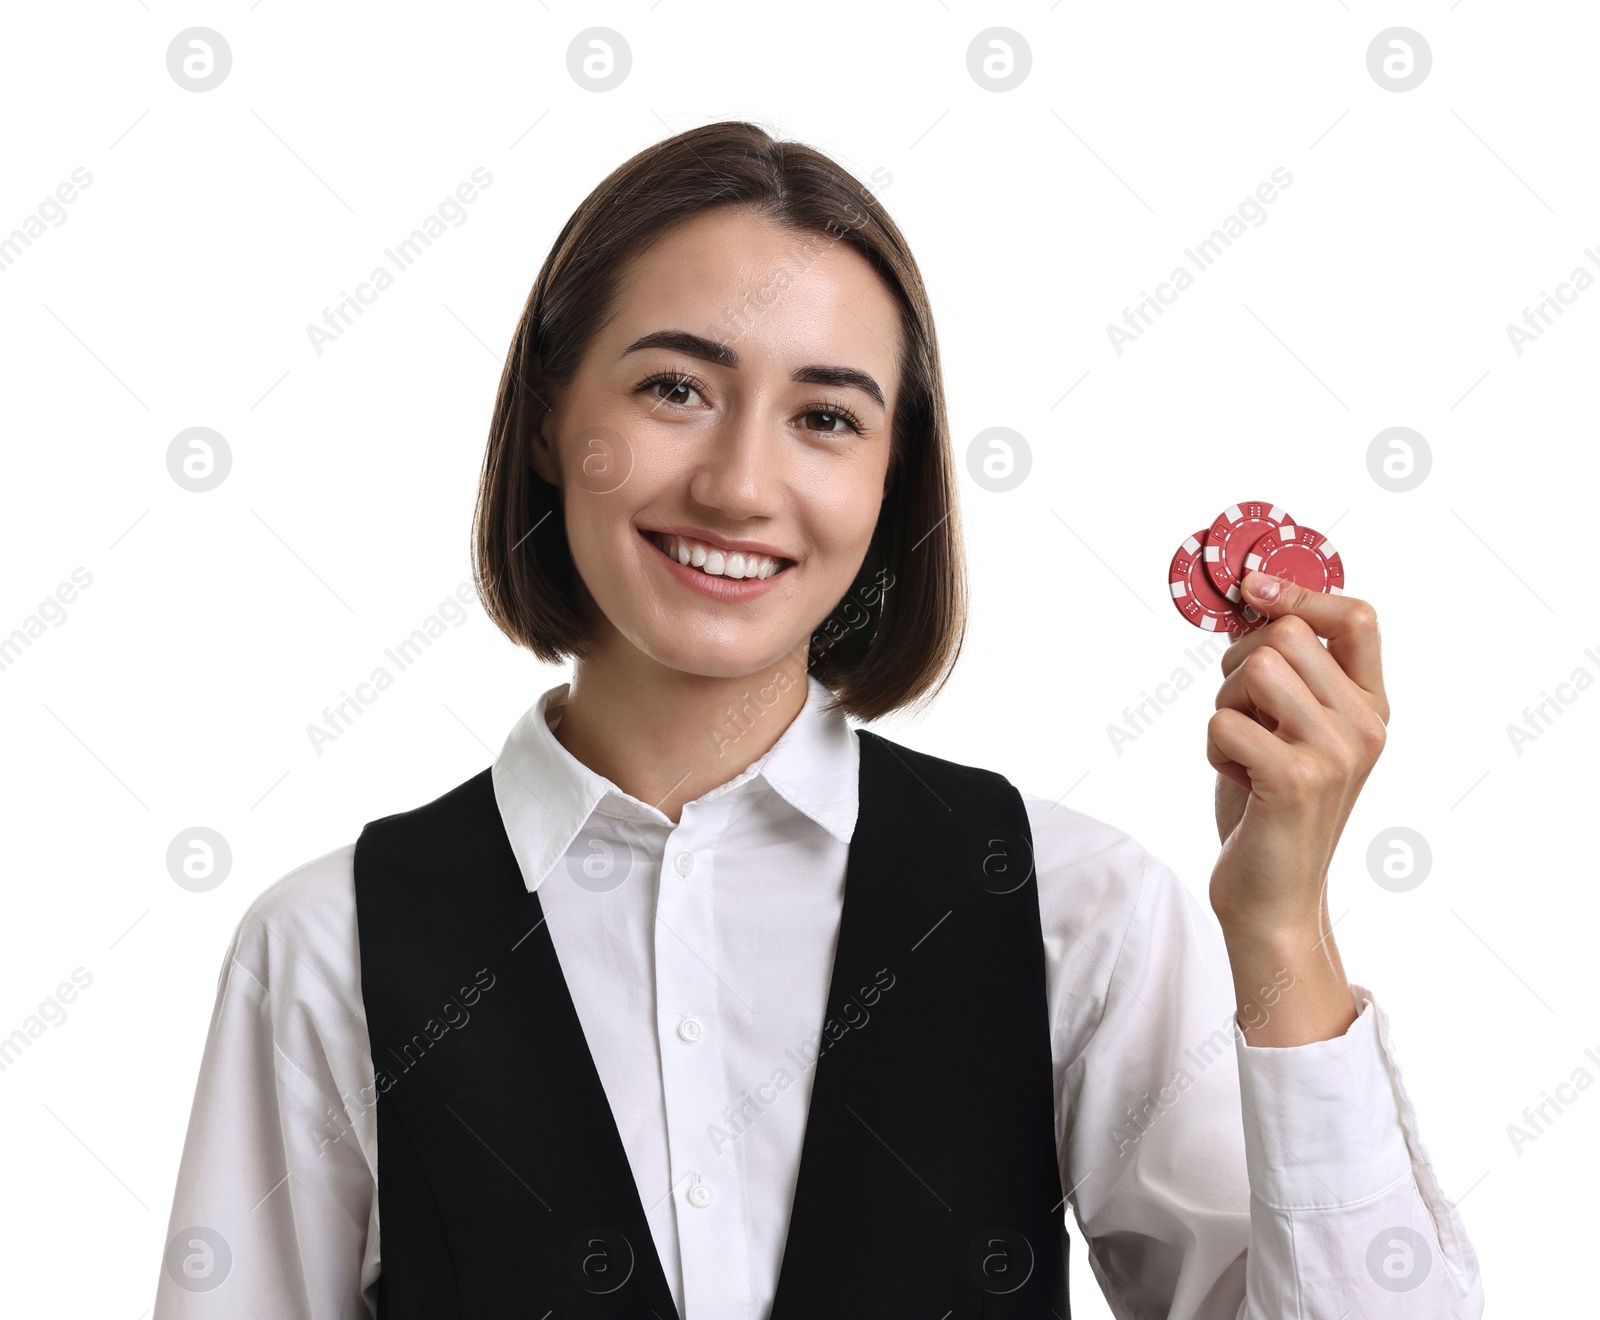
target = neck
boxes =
[552,642,812,825]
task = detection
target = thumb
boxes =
[1239,569,1316,619]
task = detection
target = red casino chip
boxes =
[1170,530,1268,634]
[1205,502,1295,602]
[1243,523,1345,595]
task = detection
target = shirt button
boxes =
[673,851,695,876]
[687,1181,714,1209]
[677,1016,703,1043]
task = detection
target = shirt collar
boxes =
[491,673,860,893]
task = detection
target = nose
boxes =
[686,407,782,521]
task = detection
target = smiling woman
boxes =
[156,120,1483,1320]
[472,128,964,736]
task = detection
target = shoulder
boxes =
[355,765,496,872]
[855,726,1020,807]
[861,729,1188,940]
[208,844,378,1164]
[857,730,1178,919]
[225,842,362,1017]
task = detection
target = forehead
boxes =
[610,207,902,380]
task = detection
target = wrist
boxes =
[1209,871,1329,941]
[1219,921,1356,1047]
[1217,918,1326,960]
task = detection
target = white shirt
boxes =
[153,675,1484,1318]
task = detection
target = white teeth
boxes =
[651,532,786,580]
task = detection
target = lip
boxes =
[640,528,792,602]
[640,523,797,563]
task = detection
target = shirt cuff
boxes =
[1233,981,1412,1209]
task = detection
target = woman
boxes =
[155,121,1484,1318]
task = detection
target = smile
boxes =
[645,530,793,580]
[640,529,795,601]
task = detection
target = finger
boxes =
[1214,644,1331,746]
[1221,613,1327,682]
[1219,614,1361,715]
[1238,572,1387,708]
[1206,705,1289,792]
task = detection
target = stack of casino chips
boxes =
[1168,501,1345,633]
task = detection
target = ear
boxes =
[529,397,561,486]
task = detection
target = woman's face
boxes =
[532,206,902,681]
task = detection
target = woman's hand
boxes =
[1205,570,1390,1043]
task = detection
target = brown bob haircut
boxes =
[472,120,966,724]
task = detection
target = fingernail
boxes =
[1244,571,1281,603]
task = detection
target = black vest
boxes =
[353,726,1070,1318]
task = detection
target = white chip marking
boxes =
[1170,582,1187,598]
[1223,505,1242,523]
[1320,538,1338,556]
[1184,535,1202,554]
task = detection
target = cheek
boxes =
[811,481,885,567]
[797,455,884,530]
[560,485,637,588]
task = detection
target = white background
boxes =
[2,2,1594,1314]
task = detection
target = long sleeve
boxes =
[153,845,380,1319]
[1025,794,1484,1318]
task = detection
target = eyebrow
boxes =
[621,329,886,410]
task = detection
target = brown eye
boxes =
[638,370,709,411]
[801,404,864,436]
[655,378,697,406]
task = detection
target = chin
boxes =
[648,642,795,683]
[621,619,803,683]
